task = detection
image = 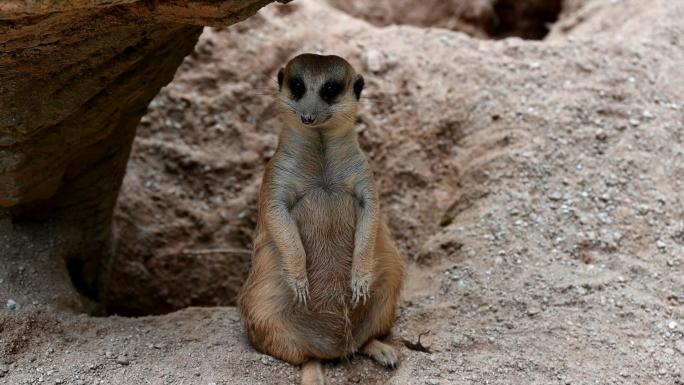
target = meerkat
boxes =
[239,53,406,384]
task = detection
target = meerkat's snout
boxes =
[277,53,364,129]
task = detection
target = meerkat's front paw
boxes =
[288,277,310,306]
[351,273,371,307]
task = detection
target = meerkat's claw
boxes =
[362,340,399,370]
[290,278,310,306]
[351,275,371,308]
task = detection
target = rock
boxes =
[595,129,607,141]
[116,356,130,366]
[5,299,17,310]
[668,320,678,330]
[656,239,666,249]
[0,0,277,306]
[675,340,684,355]
[549,191,563,201]
[362,49,388,73]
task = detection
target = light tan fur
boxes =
[239,54,405,385]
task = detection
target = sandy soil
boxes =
[2,0,684,383]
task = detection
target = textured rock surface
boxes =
[0,0,276,306]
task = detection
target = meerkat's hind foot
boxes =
[361,339,399,369]
[301,360,325,385]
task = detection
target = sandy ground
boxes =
[2,0,684,383]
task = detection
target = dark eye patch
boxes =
[320,81,344,103]
[288,76,305,100]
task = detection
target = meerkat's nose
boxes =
[301,115,315,125]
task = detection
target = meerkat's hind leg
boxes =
[361,339,398,369]
[301,360,325,385]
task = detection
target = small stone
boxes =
[549,191,563,201]
[116,356,130,366]
[595,129,607,141]
[669,320,678,330]
[642,110,654,119]
[5,299,17,310]
[426,379,441,385]
[656,239,666,249]
[55,379,63,384]
[675,340,684,354]
[362,49,387,73]
[629,118,640,126]
[467,249,476,258]
[527,306,541,316]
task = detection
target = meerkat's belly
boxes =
[292,187,358,297]
[288,187,360,355]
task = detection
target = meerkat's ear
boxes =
[353,74,364,100]
[277,68,285,90]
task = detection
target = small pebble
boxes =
[362,49,387,73]
[5,299,17,310]
[549,191,563,201]
[669,320,678,330]
[426,379,441,385]
[656,239,666,249]
[595,129,607,141]
[675,340,684,354]
[116,356,130,366]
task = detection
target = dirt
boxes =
[2,0,684,384]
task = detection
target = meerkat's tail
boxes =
[301,360,325,385]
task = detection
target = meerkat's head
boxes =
[277,53,364,129]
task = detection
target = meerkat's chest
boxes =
[291,160,360,231]
[294,154,358,196]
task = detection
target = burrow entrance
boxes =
[100,0,568,317]
[328,0,564,40]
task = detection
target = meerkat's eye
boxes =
[320,81,343,103]
[288,76,305,100]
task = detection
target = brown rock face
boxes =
[0,0,275,310]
